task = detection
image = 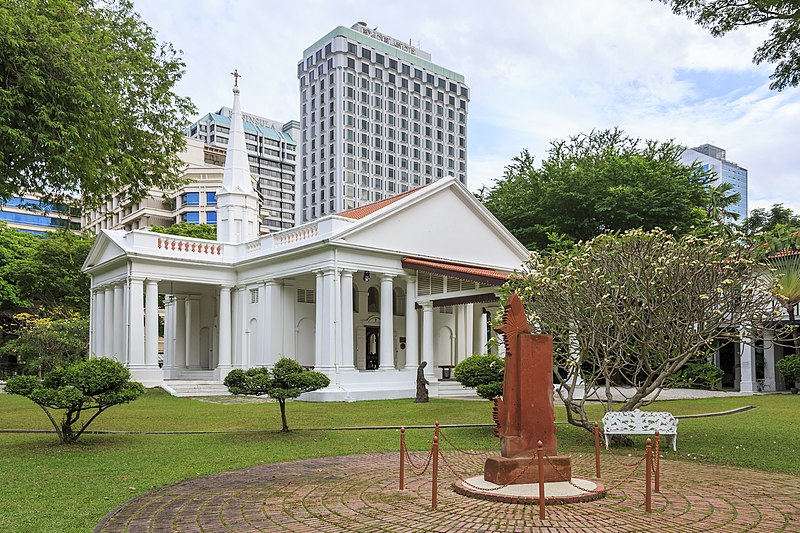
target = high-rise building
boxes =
[297,22,469,223]
[188,108,299,231]
[85,109,300,235]
[681,144,748,221]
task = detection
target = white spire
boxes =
[216,70,260,243]
[221,69,255,194]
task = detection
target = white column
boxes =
[317,269,337,369]
[739,339,757,393]
[403,276,417,369]
[314,271,324,366]
[94,288,105,357]
[379,274,395,369]
[185,297,196,367]
[282,279,296,357]
[145,280,159,367]
[478,309,488,356]
[465,303,474,360]
[263,280,282,366]
[218,285,232,370]
[174,296,186,369]
[163,297,173,370]
[341,270,355,370]
[113,283,124,360]
[422,302,435,377]
[103,286,114,357]
[764,329,777,391]
[128,278,145,366]
[231,287,241,367]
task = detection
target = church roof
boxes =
[401,256,510,284]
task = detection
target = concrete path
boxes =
[95,449,800,532]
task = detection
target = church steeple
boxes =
[216,70,260,243]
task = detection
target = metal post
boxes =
[654,430,660,494]
[435,420,439,441]
[537,440,546,520]
[432,434,439,510]
[400,427,405,490]
[594,422,601,478]
[645,438,652,513]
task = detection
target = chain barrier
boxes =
[602,445,649,468]
[404,444,434,476]
[561,429,596,456]
[437,447,543,492]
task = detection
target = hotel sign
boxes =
[358,26,417,55]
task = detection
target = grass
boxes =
[0,390,797,532]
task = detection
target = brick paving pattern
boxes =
[95,447,800,532]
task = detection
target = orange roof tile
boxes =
[338,185,428,220]
[401,256,509,284]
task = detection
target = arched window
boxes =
[367,286,380,312]
[393,288,406,316]
[352,284,359,313]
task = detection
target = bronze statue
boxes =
[415,361,429,403]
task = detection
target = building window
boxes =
[353,285,359,313]
[182,211,200,224]
[250,289,259,304]
[367,287,380,313]
[206,192,217,205]
[181,192,200,206]
[393,288,406,316]
[205,211,217,225]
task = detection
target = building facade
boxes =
[0,195,81,234]
[188,109,299,232]
[681,144,748,221]
[296,22,470,223]
[82,83,522,400]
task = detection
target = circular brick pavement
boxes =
[95,450,800,532]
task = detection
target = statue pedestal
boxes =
[484,455,572,485]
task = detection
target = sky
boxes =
[133,0,800,216]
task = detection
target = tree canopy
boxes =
[741,203,800,236]
[151,222,217,240]
[506,228,775,432]
[481,129,711,251]
[0,224,93,315]
[0,0,195,209]
[660,1,800,90]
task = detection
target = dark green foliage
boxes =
[4,358,144,443]
[741,204,800,237]
[224,358,330,431]
[0,224,93,315]
[661,1,800,90]
[481,129,711,251]
[151,222,216,240]
[663,361,724,390]
[0,0,195,208]
[453,354,504,400]
[0,315,88,375]
[776,354,800,390]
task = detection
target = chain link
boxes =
[404,445,433,476]
[437,429,494,456]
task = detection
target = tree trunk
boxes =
[278,399,289,432]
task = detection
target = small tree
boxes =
[5,358,145,444]
[776,354,800,393]
[453,354,505,400]
[151,222,216,240]
[224,358,330,432]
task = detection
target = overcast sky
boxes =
[133,0,800,216]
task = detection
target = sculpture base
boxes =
[455,476,605,505]
[484,455,572,485]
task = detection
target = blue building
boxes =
[0,196,81,234]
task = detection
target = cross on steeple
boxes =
[231,68,241,87]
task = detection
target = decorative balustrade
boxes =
[274,224,319,246]
[156,236,223,256]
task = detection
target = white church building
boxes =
[82,83,529,401]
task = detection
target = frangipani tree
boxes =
[505,228,776,432]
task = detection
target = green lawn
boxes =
[0,390,797,532]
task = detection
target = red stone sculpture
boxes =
[484,293,572,485]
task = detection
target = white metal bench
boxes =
[601,410,678,451]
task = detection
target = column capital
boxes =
[145,278,160,285]
[339,269,356,277]
[129,275,145,283]
[380,273,397,281]
[421,301,434,311]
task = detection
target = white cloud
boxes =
[132,0,800,214]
